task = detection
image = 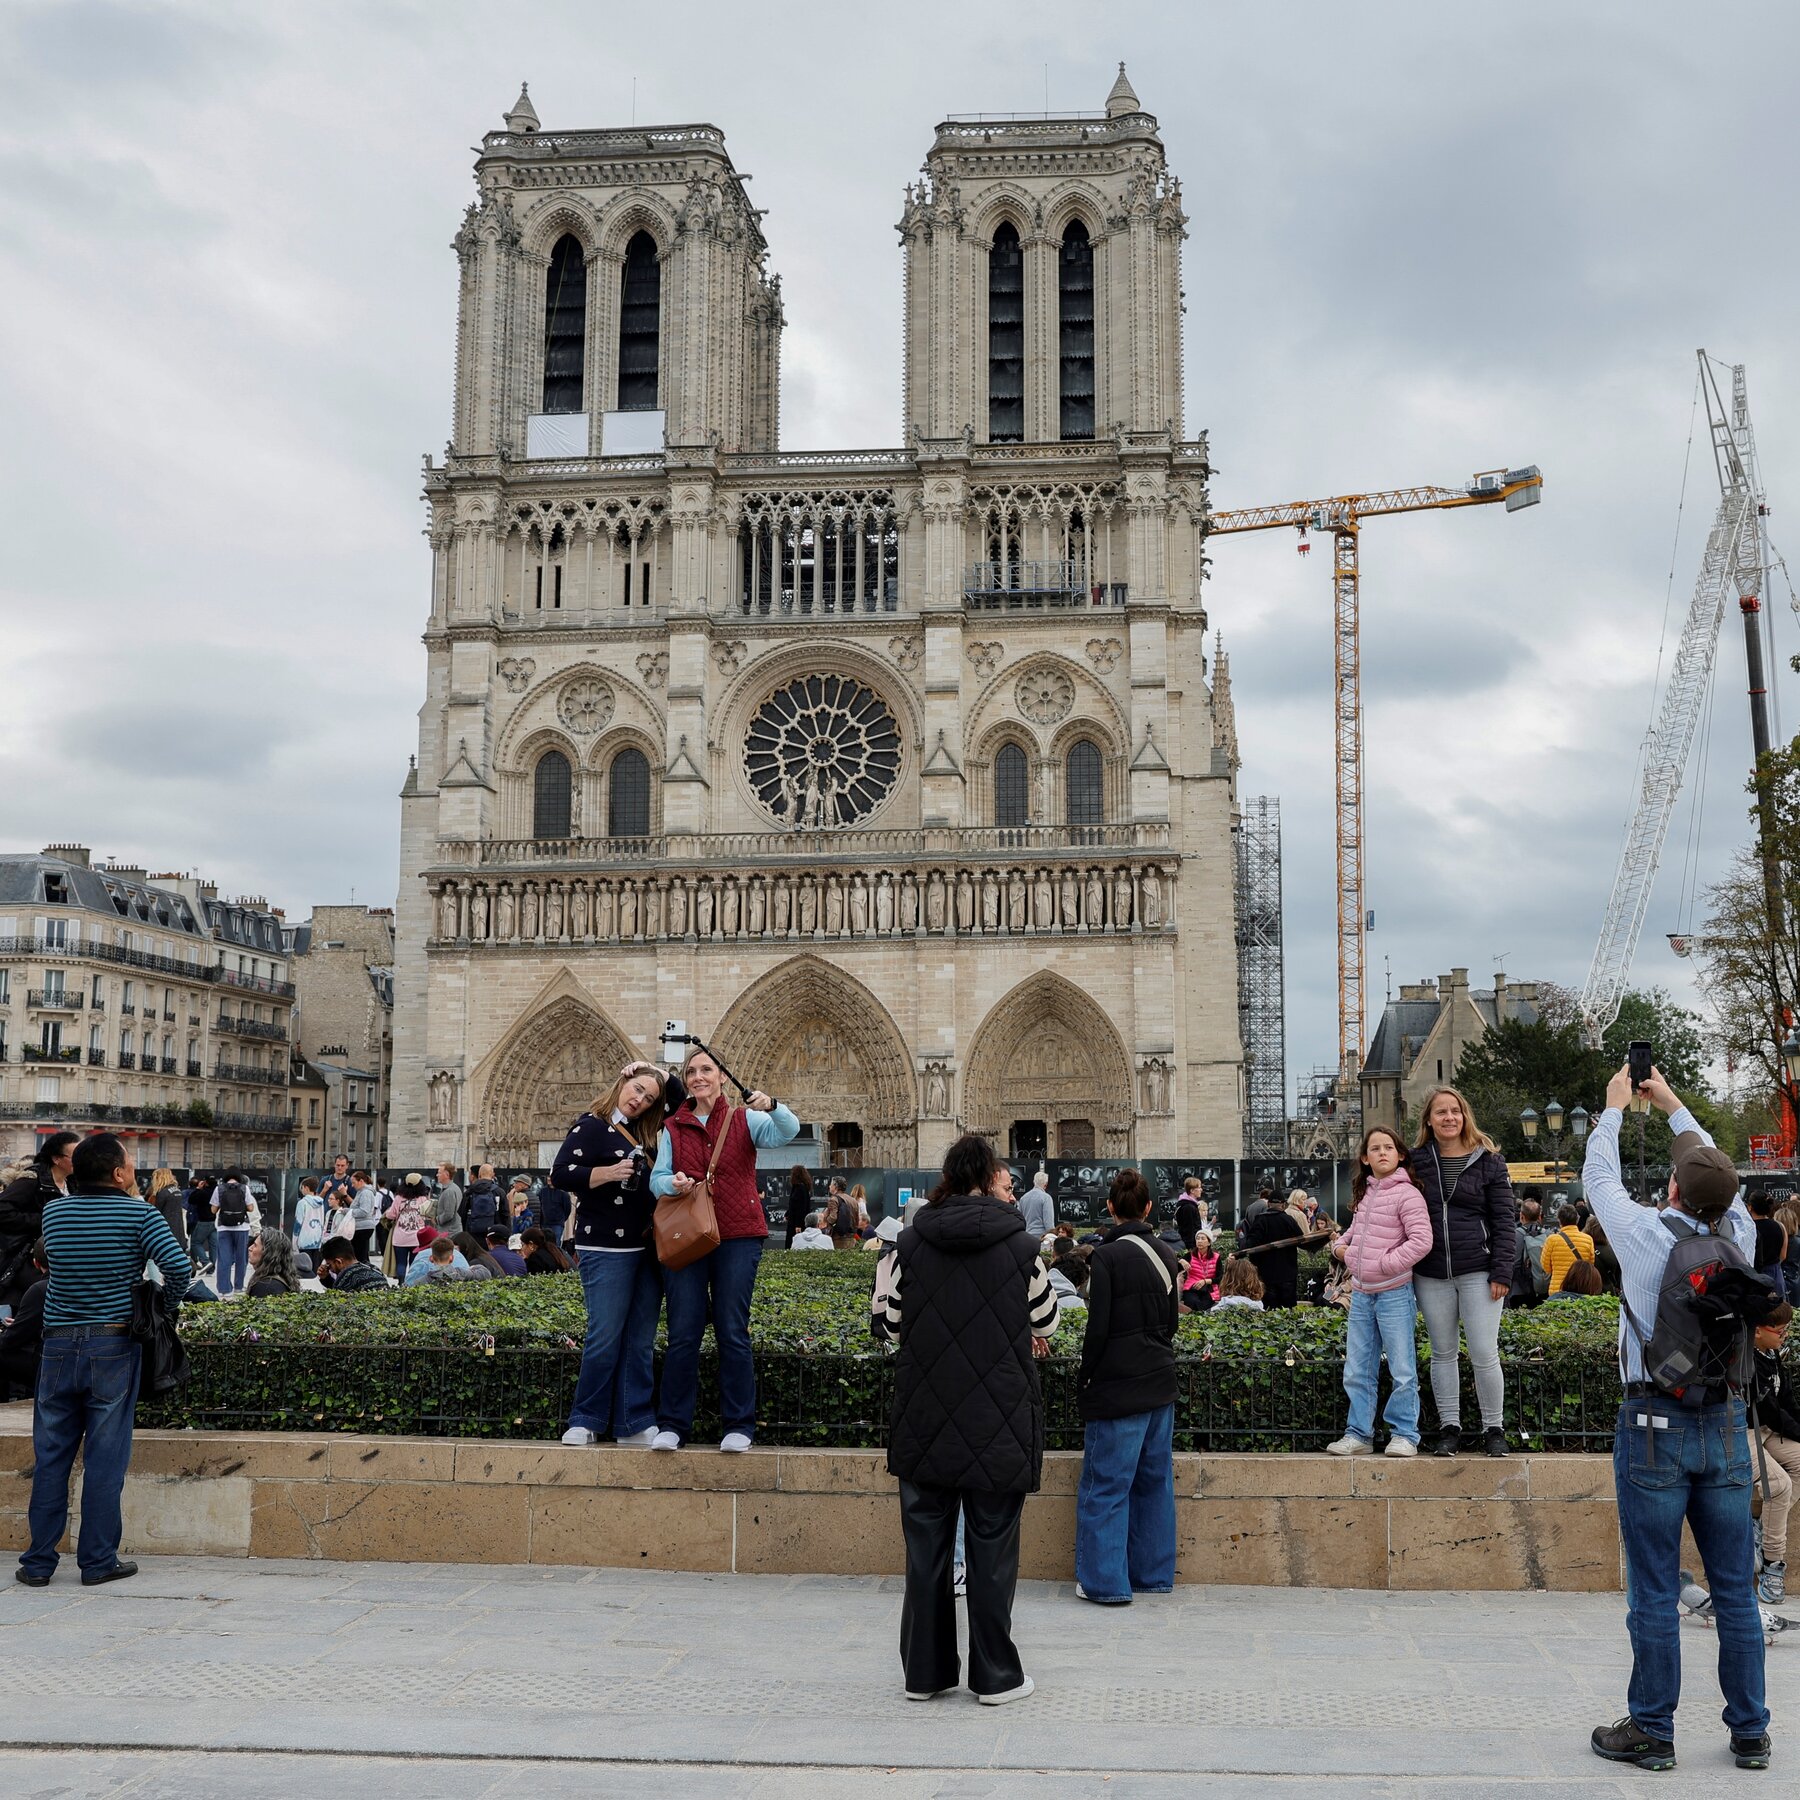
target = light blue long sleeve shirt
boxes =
[1582,1103,1756,1382]
[650,1102,800,1195]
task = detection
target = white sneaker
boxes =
[650,1430,681,1451]
[560,1426,597,1447]
[905,1685,955,1701]
[1384,1437,1419,1458]
[719,1431,753,1453]
[1326,1435,1373,1457]
[615,1428,657,1448]
[977,1675,1035,1706]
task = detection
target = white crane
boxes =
[1579,352,1771,1045]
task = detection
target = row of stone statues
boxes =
[432,861,1169,944]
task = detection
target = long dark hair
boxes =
[788,1165,813,1206]
[1352,1127,1411,1207]
[930,1133,998,1203]
[519,1227,571,1271]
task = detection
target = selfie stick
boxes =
[661,1031,756,1103]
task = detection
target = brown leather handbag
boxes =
[653,1101,731,1270]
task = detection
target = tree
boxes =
[1451,1018,1610,1162]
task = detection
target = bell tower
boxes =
[899,64,1186,446]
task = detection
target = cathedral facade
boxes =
[390,67,1245,1171]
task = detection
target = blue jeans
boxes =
[1343,1283,1421,1446]
[186,1219,215,1270]
[1076,1402,1177,1602]
[659,1236,762,1442]
[215,1228,250,1296]
[1614,1394,1767,1742]
[22,1331,142,1579]
[570,1249,662,1437]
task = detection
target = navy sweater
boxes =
[552,1072,686,1252]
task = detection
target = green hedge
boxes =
[140,1250,1633,1450]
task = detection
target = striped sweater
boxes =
[41,1189,192,1328]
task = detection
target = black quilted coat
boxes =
[886,1193,1044,1495]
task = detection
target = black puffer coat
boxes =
[887,1194,1044,1495]
[1412,1143,1516,1285]
[0,1169,57,1306]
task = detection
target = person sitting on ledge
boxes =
[792,1210,835,1251]
[320,1239,389,1294]
[420,1237,475,1283]
[1210,1256,1265,1313]
[1548,1259,1603,1299]
[453,1232,503,1279]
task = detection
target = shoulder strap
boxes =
[704,1102,734,1183]
[1119,1229,1174,1296]
[1554,1228,1584,1257]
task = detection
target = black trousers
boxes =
[898,1480,1026,1696]
[352,1228,374,1265]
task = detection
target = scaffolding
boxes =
[1235,796,1288,1156]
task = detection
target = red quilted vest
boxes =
[665,1102,766,1242]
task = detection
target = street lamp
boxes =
[1520,1100,1579,1183]
[1782,1026,1800,1086]
[1519,1106,1538,1144]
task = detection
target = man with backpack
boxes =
[1585,1065,1777,1774]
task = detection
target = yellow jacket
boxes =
[1540,1226,1595,1294]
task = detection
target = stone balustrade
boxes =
[425,846,1175,948]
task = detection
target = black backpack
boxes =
[215,1181,249,1228]
[1622,1213,1774,1403]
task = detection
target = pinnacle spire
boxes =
[1105,62,1139,118]
[504,82,540,134]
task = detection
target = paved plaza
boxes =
[0,1558,1795,1795]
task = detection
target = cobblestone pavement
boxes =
[1,1557,1794,1796]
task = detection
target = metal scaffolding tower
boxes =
[1235,796,1288,1156]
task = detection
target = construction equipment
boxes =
[1578,353,1771,1046]
[1210,467,1544,1091]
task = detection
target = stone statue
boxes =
[825,878,844,935]
[1059,871,1079,928]
[722,879,742,935]
[981,871,1000,931]
[954,873,974,932]
[428,1071,458,1128]
[1113,868,1133,928]
[495,887,516,941]
[570,883,589,938]
[644,883,662,940]
[875,872,895,934]
[1007,873,1027,933]
[899,874,920,932]
[438,886,460,939]
[1084,869,1105,929]
[696,880,716,937]
[922,1063,951,1117]
[618,882,638,938]
[521,886,540,940]
[798,879,818,934]
[668,879,689,937]
[1141,865,1164,929]
[925,873,947,932]
[746,879,766,936]
[772,878,792,933]
[1032,871,1054,929]
[469,889,490,939]
[595,882,615,940]
[850,875,869,935]
[544,884,564,940]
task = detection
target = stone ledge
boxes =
[0,1428,1625,1590]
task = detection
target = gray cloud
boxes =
[2,0,1795,1102]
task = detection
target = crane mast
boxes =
[1578,351,1764,1045]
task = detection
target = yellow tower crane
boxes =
[1208,466,1544,1096]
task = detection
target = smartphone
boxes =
[1628,1041,1653,1091]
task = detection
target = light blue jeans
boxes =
[1342,1283,1420,1446]
[1413,1270,1505,1430]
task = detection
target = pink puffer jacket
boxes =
[1332,1169,1432,1294]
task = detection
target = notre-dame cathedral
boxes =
[390,65,1246,1171]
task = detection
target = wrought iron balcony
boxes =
[27,989,82,1011]
[121,1003,136,1017]
[117,1051,137,1069]
[186,1060,203,1078]
[211,1111,295,1135]
[161,1057,178,1074]
[217,968,296,999]
[24,1045,81,1064]
[214,1062,287,1086]
[87,1048,105,1067]
[215,1014,290,1042]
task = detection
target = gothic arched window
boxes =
[988,222,1024,443]
[532,750,572,840]
[609,747,651,839]
[1066,738,1104,832]
[542,234,587,413]
[995,742,1029,830]
[618,231,661,411]
[1058,219,1095,441]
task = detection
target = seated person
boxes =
[483,1228,528,1277]
[1211,1255,1266,1312]
[419,1236,475,1283]
[518,1227,571,1275]
[791,1209,836,1250]
[454,1232,505,1278]
[1548,1259,1604,1299]
[1047,1245,1089,1311]
[319,1238,390,1293]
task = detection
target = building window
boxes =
[307,1137,318,1164]
[1066,738,1104,830]
[532,750,573,840]
[541,233,587,413]
[617,230,660,411]
[995,742,1029,830]
[309,1098,320,1126]
[608,747,651,839]
[988,222,1024,443]
[1058,219,1095,441]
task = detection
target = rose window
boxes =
[744,675,902,828]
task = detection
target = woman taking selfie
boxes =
[650,1048,798,1452]
[1411,1084,1517,1457]
[553,1059,685,1449]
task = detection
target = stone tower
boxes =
[391,70,1240,1174]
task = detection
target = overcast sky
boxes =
[4,0,1798,1106]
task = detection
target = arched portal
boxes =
[964,972,1134,1159]
[710,955,915,1167]
[479,993,637,1163]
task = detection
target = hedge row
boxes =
[141,1250,1633,1451]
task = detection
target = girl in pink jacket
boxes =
[1327,1127,1433,1458]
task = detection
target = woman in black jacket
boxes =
[551,1059,684,1448]
[880,1134,1058,1706]
[0,1133,75,1309]
[1075,1168,1181,1606]
[783,1165,812,1249]
[1411,1085,1516,1458]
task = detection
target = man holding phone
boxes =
[1584,1061,1773,1773]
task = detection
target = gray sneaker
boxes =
[1759,1560,1786,1605]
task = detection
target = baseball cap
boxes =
[1671,1131,1739,1218]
